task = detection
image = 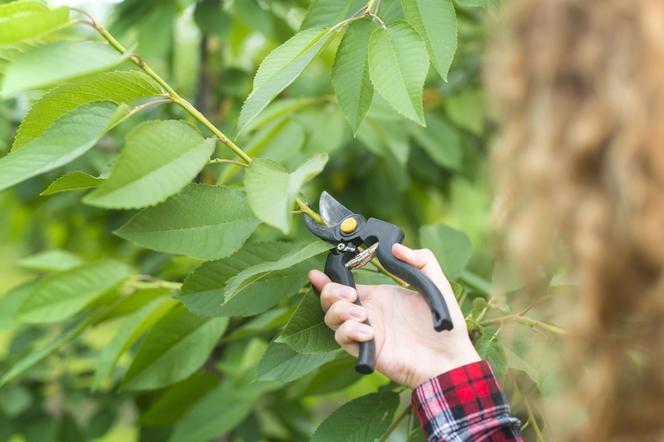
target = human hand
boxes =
[308,243,480,389]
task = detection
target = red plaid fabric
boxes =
[412,361,523,442]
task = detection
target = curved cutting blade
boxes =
[319,191,354,226]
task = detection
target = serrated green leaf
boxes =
[332,20,375,134]
[239,28,332,133]
[180,242,319,317]
[40,171,103,196]
[0,102,118,193]
[224,239,331,301]
[0,2,69,46]
[402,0,457,81]
[408,114,462,170]
[301,0,364,29]
[122,305,228,391]
[257,343,336,383]
[311,392,400,442]
[18,260,129,324]
[244,154,328,233]
[92,298,177,391]
[115,184,260,260]
[1,41,131,98]
[368,22,429,125]
[17,249,83,272]
[419,224,472,280]
[13,70,161,149]
[278,291,337,354]
[84,121,215,209]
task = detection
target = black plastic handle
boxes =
[362,218,454,332]
[324,251,376,374]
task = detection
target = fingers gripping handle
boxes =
[370,224,454,332]
[324,252,376,374]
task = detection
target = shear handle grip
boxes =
[324,251,376,375]
[372,227,454,332]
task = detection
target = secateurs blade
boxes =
[304,191,453,375]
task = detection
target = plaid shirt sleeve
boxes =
[411,360,523,442]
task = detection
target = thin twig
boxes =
[108,98,172,130]
[480,314,566,335]
[76,10,407,286]
[515,381,545,442]
[208,158,248,167]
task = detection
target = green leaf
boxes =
[446,88,485,134]
[475,329,506,381]
[140,373,220,426]
[257,343,336,383]
[358,117,409,164]
[169,380,275,442]
[0,2,69,46]
[238,28,332,133]
[455,0,487,7]
[0,102,118,192]
[180,242,320,317]
[332,20,375,134]
[40,171,103,196]
[1,41,131,98]
[224,239,331,300]
[368,22,429,125]
[311,392,400,442]
[244,154,328,233]
[122,305,229,391]
[419,224,472,280]
[0,281,37,330]
[277,291,337,354]
[504,347,540,386]
[13,70,161,149]
[92,298,177,391]
[17,249,83,272]
[408,114,462,170]
[115,184,260,260]
[18,260,130,324]
[402,0,457,81]
[84,121,215,209]
[301,0,364,29]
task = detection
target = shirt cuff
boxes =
[411,360,522,442]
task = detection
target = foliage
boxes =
[0,0,556,440]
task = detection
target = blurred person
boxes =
[310,0,664,441]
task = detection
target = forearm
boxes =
[412,361,523,442]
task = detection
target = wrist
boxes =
[409,342,481,388]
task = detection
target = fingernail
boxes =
[349,307,365,319]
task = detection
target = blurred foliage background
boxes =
[0,0,559,441]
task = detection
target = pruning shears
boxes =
[304,192,453,374]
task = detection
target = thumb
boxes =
[391,243,448,286]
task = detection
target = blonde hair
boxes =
[490,0,664,439]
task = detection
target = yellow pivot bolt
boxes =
[340,217,358,233]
